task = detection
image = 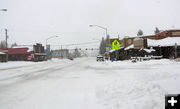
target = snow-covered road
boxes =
[0,58,180,109]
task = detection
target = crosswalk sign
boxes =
[112,40,120,50]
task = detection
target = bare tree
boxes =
[0,41,7,48]
[73,48,81,58]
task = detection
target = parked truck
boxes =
[27,43,47,62]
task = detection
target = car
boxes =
[68,55,74,60]
[96,55,104,61]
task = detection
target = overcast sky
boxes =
[0,0,180,49]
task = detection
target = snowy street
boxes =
[0,58,180,109]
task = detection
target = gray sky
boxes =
[0,0,180,49]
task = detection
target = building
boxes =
[0,50,8,62]
[0,43,46,61]
[109,29,180,60]
[147,37,180,58]
[0,48,30,61]
[51,49,69,58]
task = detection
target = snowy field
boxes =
[0,57,180,109]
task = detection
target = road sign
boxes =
[112,40,120,50]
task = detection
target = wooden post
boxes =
[175,43,177,58]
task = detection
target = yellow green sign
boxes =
[112,40,120,50]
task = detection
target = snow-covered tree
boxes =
[137,29,143,36]
[105,34,111,48]
[99,37,106,55]
[154,27,160,34]
[11,42,17,48]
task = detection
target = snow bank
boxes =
[92,59,180,109]
[0,61,37,69]
[0,58,180,109]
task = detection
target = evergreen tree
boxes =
[105,34,111,48]
[137,29,143,36]
[11,42,17,48]
[154,27,160,34]
[99,37,106,55]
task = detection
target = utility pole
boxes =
[5,29,8,48]
[61,45,62,58]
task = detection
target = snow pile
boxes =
[0,58,180,109]
[13,46,33,52]
[93,59,180,109]
[142,48,156,53]
[97,81,165,109]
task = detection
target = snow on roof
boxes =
[13,46,33,52]
[125,44,134,50]
[0,51,6,55]
[147,37,180,47]
[109,49,116,53]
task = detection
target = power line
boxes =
[51,41,100,47]
[16,41,100,47]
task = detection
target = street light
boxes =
[0,9,7,11]
[46,36,59,47]
[45,36,59,59]
[89,25,111,52]
[89,25,107,38]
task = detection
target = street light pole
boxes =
[61,45,62,58]
[89,25,111,52]
[0,9,8,48]
[45,36,59,59]
[5,29,8,48]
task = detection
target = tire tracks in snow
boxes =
[0,59,86,88]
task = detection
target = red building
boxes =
[0,48,31,61]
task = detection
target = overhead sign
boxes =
[112,40,120,50]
